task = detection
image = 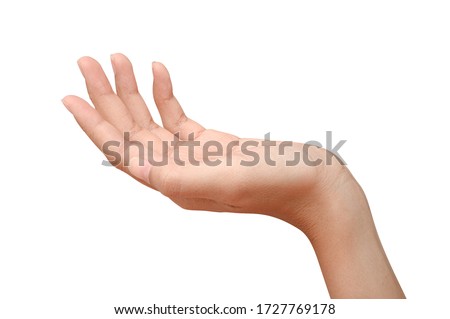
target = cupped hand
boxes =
[62,54,335,231]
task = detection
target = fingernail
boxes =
[77,58,85,77]
[152,61,159,75]
[61,98,71,112]
[110,54,117,73]
[76,57,84,68]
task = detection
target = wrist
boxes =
[292,163,405,298]
[285,159,367,239]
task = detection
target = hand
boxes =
[62,54,324,227]
[62,54,405,298]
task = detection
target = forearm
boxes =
[312,212,404,298]
[296,167,405,298]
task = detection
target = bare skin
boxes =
[62,53,405,299]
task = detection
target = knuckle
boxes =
[174,112,188,129]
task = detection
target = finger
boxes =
[62,95,152,183]
[152,62,205,140]
[62,95,121,151]
[110,54,172,141]
[77,56,138,133]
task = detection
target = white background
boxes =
[1,0,449,318]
